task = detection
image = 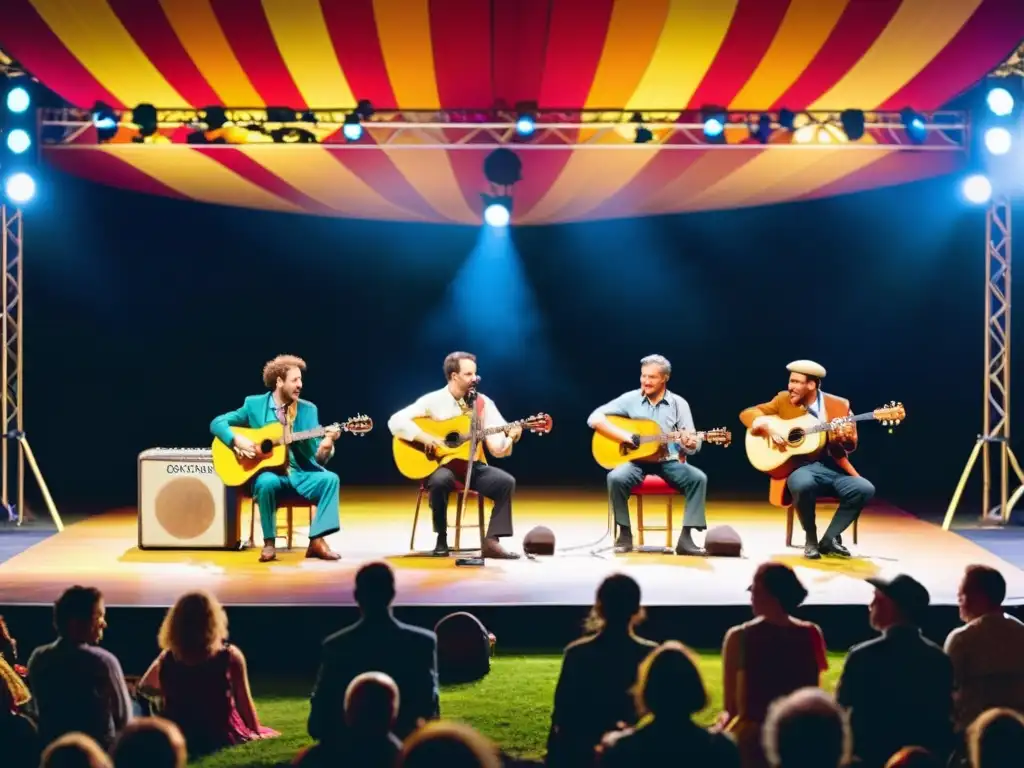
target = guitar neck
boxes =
[804,412,877,435]
[285,425,330,444]
[638,430,708,444]
[476,419,530,438]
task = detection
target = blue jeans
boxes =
[788,461,875,542]
[252,469,340,542]
[607,460,708,531]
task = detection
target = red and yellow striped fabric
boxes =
[2,0,1020,223]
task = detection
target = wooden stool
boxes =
[631,476,681,548]
[240,491,315,550]
[411,480,486,552]
[785,498,859,547]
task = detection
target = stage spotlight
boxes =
[900,108,926,144]
[962,174,992,205]
[704,115,725,137]
[751,114,772,143]
[342,113,363,141]
[483,148,522,186]
[840,109,865,141]
[987,86,1014,117]
[131,103,158,140]
[778,109,795,131]
[6,86,29,114]
[6,129,30,155]
[271,127,317,143]
[515,112,535,137]
[635,126,653,144]
[91,101,118,142]
[482,195,512,227]
[984,126,1012,155]
[4,172,35,204]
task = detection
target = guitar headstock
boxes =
[523,413,553,435]
[873,401,905,428]
[340,414,374,435]
[703,427,732,447]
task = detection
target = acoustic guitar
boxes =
[392,413,553,480]
[212,414,374,486]
[744,401,905,477]
[591,415,732,469]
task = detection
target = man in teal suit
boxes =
[211,354,342,562]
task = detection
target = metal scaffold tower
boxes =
[1,203,62,530]
[944,196,1024,529]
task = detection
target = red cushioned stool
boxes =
[784,497,858,547]
[631,476,681,549]
[411,480,486,552]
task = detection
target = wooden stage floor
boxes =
[0,489,1021,609]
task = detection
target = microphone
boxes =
[466,376,480,403]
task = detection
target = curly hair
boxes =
[157,590,229,664]
[262,355,306,390]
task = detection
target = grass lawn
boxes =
[192,651,846,767]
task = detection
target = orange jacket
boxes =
[739,391,859,507]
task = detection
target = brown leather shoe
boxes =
[259,544,277,562]
[482,537,520,560]
[306,536,341,561]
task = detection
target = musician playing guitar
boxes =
[739,360,875,560]
[588,355,710,556]
[387,351,521,559]
[210,355,342,563]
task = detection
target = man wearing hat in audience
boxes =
[739,360,874,559]
[835,575,954,768]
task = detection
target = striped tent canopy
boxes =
[2,0,1021,224]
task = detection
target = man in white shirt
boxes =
[388,351,521,559]
[944,564,1024,731]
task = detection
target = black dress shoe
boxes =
[675,528,706,556]
[804,542,821,559]
[433,535,450,556]
[819,538,851,558]
[614,528,633,553]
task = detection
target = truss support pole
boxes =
[944,196,1024,530]
[1,204,62,531]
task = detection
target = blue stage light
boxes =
[704,117,724,138]
[984,126,1012,156]
[961,174,992,205]
[6,129,31,155]
[987,87,1014,117]
[6,87,30,114]
[4,173,36,204]
[484,202,510,227]
[515,115,535,136]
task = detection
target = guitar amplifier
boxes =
[137,448,240,549]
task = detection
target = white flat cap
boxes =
[787,359,826,378]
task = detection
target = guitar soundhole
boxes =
[787,428,804,444]
[259,439,274,454]
[443,431,461,448]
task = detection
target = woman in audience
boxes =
[719,562,828,768]
[545,573,657,767]
[138,590,278,757]
[598,641,740,766]
[1,656,39,768]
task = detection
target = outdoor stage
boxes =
[0,488,1021,610]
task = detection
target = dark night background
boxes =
[14,161,1021,519]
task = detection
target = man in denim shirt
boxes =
[588,355,709,555]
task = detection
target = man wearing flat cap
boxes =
[739,360,875,559]
[835,575,954,767]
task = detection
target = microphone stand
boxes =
[456,385,484,564]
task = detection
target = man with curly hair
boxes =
[211,355,342,562]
